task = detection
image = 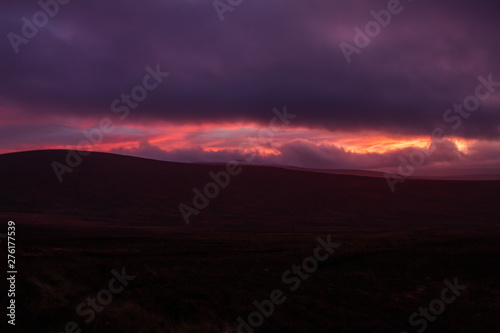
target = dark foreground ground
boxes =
[0,151,499,332]
[0,218,499,333]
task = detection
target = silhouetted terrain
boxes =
[0,150,498,332]
[1,150,499,231]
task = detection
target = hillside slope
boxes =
[0,150,498,232]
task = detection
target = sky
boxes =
[1,0,500,175]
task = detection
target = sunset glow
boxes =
[1,0,499,175]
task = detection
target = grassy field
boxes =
[0,220,498,333]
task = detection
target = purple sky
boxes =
[1,0,500,174]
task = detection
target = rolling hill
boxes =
[0,150,498,233]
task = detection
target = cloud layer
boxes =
[1,0,500,172]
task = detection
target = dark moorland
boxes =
[0,150,499,332]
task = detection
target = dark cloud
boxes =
[1,0,500,141]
